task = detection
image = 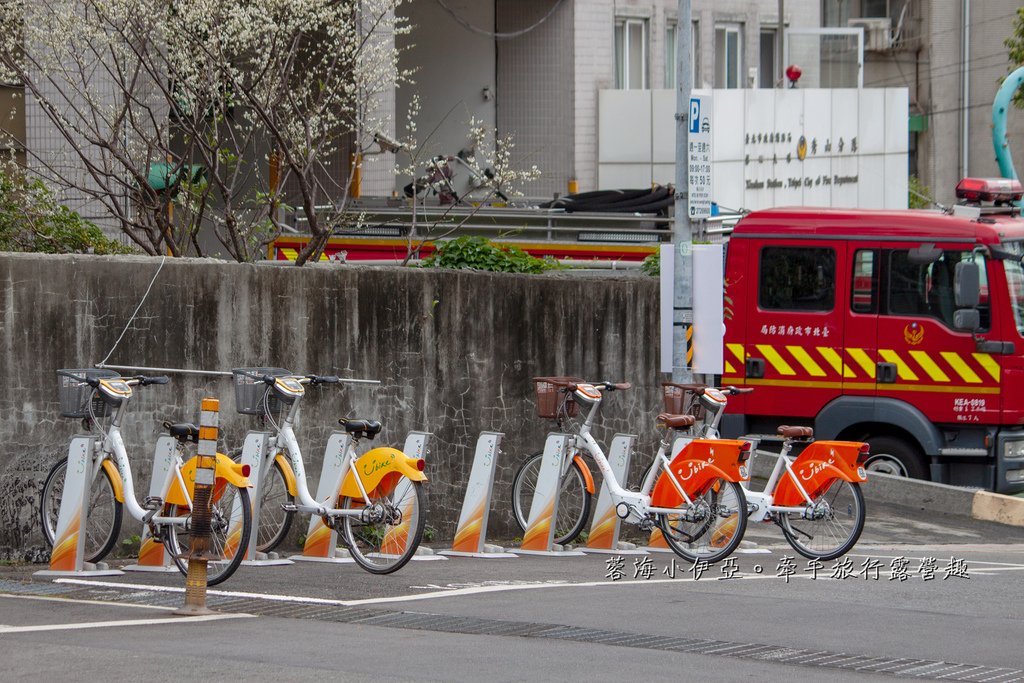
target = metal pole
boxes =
[778,0,785,87]
[672,0,694,384]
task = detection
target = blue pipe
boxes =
[993,65,1024,181]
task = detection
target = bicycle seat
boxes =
[656,413,696,430]
[339,418,382,440]
[163,421,199,442]
[778,425,814,439]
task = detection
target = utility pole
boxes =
[778,0,785,87]
[672,0,694,383]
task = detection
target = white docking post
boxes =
[236,431,293,566]
[439,432,517,558]
[583,433,646,555]
[398,432,446,561]
[35,436,124,577]
[513,433,586,556]
[292,431,354,563]
[123,436,181,572]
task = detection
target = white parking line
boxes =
[55,573,782,608]
[0,592,173,611]
[0,613,251,635]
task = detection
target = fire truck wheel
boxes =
[864,436,927,479]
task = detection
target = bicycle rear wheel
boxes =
[40,457,122,564]
[779,479,864,561]
[658,478,747,564]
[339,475,425,575]
[164,484,252,585]
[512,452,592,546]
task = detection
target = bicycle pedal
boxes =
[143,497,163,511]
[280,503,298,513]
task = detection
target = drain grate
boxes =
[3,579,1020,682]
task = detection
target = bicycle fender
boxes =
[101,459,125,503]
[650,439,749,508]
[573,455,595,494]
[274,453,298,497]
[339,447,427,499]
[165,453,253,506]
[772,441,867,507]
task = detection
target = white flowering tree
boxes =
[0,0,409,263]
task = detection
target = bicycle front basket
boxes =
[661,382,707,420]
[57,368,119,418]
[232,367,292,415]
[532,376,582,420]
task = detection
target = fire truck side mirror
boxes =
[953,309,981,332]
[954,261,981,308]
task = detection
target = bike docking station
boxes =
[292,431,444,563]
[512,433,587,557]
[234,430,293,567]
[123,436,186,572]
[581,433,647,556]
[641,434,688,554]
[35,436,125,578]
[439,432,518,558]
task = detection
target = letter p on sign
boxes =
[689,98,700,134]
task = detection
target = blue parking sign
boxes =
[689,98,700,134]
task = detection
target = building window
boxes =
[759,30,776,88]
[615,18,648,89]
[759,247,836,311]
[714,24,742,89]
[665,22,698,89]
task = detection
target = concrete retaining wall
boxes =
[0,253,665,559]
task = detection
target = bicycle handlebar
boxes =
[131,375,170,386]
[567,380,632,392]
[723,386,754,395]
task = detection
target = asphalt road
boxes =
[2,501,1024,681]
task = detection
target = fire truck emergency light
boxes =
[955,177,1024,204]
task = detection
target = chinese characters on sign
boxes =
[687,95,713,219]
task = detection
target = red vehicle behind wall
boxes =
[719,178,1024,494]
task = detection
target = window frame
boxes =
[714,23,743,89]
[665,21,698,89]
[758,245,838,312]
[615,18,649,90]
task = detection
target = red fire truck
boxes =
[720,178,1024,493]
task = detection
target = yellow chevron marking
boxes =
[727,343,745,364]
[972,353,1000,382]
[756,344,796,376]
[846,348,876,379]
[818,347,857,378]
[735,378,1000,395]
[280,248,299,260]
[725,361,736,374]
[909,350,950,382]
[786,346,827,377]
[941,352,982,384]
[879,349,920,381]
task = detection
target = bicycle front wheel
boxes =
[40,457,123,564]
[339,476,425,575]
[658,478,747,564]
[512,452,592,546]
[164,484,252,586]
[779,479,865,561]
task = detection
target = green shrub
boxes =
[420,236,558,274]
[0,166,133,255]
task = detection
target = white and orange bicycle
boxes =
[512,377,753,563]
[664,382,869,560]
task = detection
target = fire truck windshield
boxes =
[1002,241,1024,335]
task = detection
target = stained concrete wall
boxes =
[0,253,663,559]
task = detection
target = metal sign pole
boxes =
[672,0,695,384]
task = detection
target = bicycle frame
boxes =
[94,397,191,528]
[264,386,423,519]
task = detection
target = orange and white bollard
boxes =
[173,397,220,616]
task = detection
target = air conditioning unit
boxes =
[848,17,892,51]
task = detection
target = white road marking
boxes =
[0,592,172,611]
[0,613,251,635]
[56,573,783,608]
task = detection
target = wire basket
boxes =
[232,367,293,415]
[57,369,119,418]
[532,376,583,420]
[661,382,708,421]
